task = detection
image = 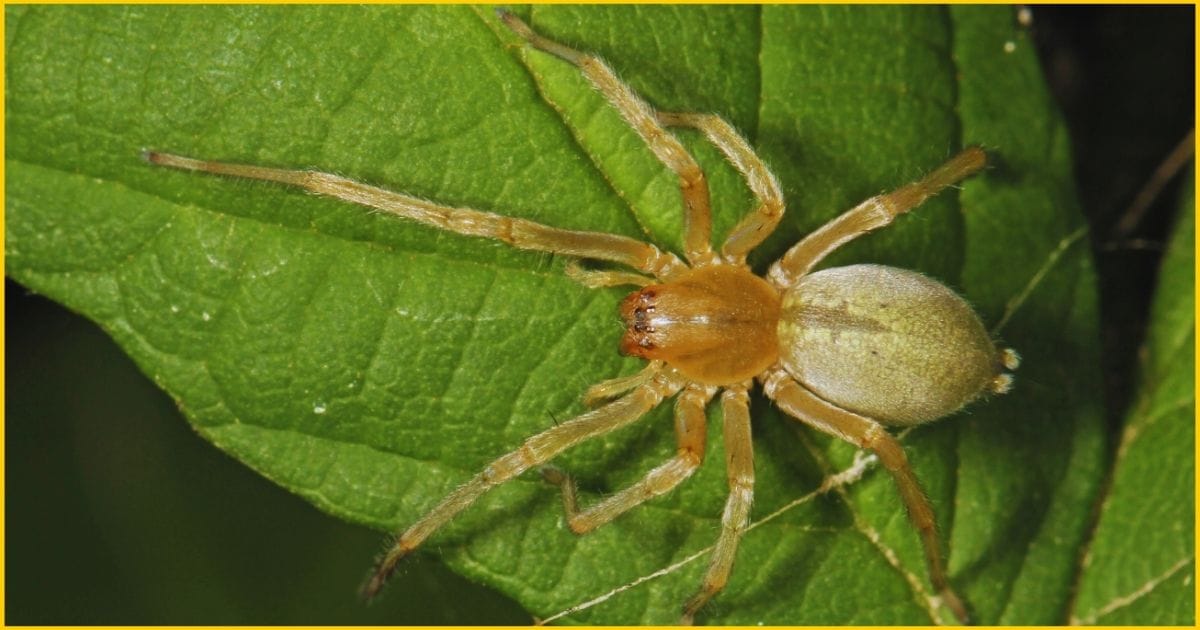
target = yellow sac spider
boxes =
[145,9,1018,625]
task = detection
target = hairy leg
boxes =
[361,366,684,599]
[497,10,715,266]
[682,384,755,624]
[565,262,655,289]
[582,361,664,407]
[768,147,986,289]
[144,151,684,279]
[543,383,713,532]
[762,368,969,623]
[657,112,785,261]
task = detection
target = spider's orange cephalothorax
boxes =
[619,265,781,386]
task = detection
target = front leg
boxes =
[143,150,685,279]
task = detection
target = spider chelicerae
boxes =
[145,9,1019,624]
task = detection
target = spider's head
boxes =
[617,266,781,386]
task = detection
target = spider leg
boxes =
[768,147,987,289]
[143,151,684,279]
[762,368,970,624]
[657,113,786,262]
[361,366,684,600]
[582,361,664,408]
[497,10,715,266]
[682,384,755,625]
[564,262,655,289]
[543,383,712,533]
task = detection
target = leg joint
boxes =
[677,447,704,469]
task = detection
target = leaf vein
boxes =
[1070,555,1193,624]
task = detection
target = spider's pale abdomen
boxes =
[620,265,781,386]
[778,264,1003,426]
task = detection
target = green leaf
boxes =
[6,5,1104,624]
[1070,172,1195,625]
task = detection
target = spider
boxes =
[145,9,1019,624]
